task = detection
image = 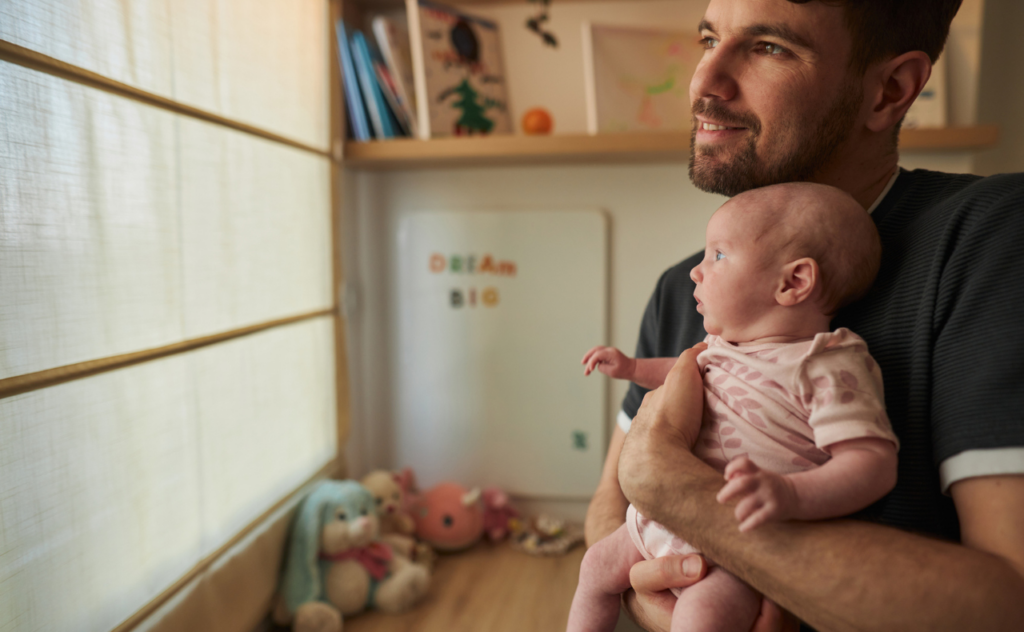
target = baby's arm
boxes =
[580,346,678,390]
[715,437,897,532]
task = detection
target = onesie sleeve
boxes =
[800,333,899,454]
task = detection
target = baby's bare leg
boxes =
[671,566,760,632]
[567,523,645,632]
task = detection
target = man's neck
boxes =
[809,132,901,210]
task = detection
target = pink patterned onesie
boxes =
[626,328,898,591]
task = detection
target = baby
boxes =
[567,182,899,632]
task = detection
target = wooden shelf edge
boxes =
[899,125,999,151]
[343,126,998,169]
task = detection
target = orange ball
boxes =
[521,107,553,135]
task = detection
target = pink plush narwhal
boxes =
[413,482,485,551]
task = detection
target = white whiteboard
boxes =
[393,211,607,498]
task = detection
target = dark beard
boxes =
[688,81,862,196]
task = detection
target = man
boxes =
[584,1,1024,630]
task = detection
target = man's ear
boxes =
[776,258,818,307]
[865,51,932,133]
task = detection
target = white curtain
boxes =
[0,2,336,631]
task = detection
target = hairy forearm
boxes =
[625,450,1024,631]
[585,482,629,547]
[585,425,630,547]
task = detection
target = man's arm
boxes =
[584,423,630,547]
[620,363,1024,631]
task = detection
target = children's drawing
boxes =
[418,1,512,137]
[586,25,700,133]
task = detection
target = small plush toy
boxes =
[413,482,485,551]
[360,469,437,566]
[481,487,519,542]
[274,480,430,632]
[360,470,416,538]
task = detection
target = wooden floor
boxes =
[267,541,585,632]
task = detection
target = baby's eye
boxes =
[361,507,369,516]
[715,251,725,261]
[336,510,347,521]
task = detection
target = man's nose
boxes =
[690,48,739,103]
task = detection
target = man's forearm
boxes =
[625,449,1024,631]
[585,482,629,546]
[585,424,630,547]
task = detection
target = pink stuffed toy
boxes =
[481,488,519,542]
[413,482,519,551]
[413,482,485,551]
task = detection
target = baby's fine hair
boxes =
[741,182,882,315]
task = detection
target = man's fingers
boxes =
[629,554,707,594]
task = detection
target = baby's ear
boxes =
[776,258,819,306]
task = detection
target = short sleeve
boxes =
[620,253,706,421]
[931,179,1024,462]
[801,337,899,453]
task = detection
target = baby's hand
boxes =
[716,456,798,532]
[581,346,636,380]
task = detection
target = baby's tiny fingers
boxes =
[734,496,763,525]
[739,501,779,532]
[719,476,758,504]
[725,456,758,479]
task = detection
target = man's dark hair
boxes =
[788,0,963,72]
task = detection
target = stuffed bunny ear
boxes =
[281,481,331,613]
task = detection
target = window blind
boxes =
[0,2,340,631]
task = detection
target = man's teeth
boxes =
[702,123,740,131]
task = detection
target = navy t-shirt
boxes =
[620,168,1024,542]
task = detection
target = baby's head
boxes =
[690,182,881,343]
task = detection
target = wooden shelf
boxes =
[343,126,999,170]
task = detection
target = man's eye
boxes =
[700,36,717,50]
[715,251,725,261]
[759,42,786,56]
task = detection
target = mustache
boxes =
[691,100,761,135]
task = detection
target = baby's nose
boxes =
[689,265,702,283]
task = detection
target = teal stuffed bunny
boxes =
[274,480,430,632]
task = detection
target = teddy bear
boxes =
[274,479,430,632]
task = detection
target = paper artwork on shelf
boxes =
[904,53,947,129]
[410,0,512,138]
[582,23,700,135]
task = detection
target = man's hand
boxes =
[717,456,799,532]
[619,343,708,511]
[581,346,636,380]
[622,554,798,632]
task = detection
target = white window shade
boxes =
[0,60,184,379]
[0,317,336,632]
[0,61,333,379]
[179,117,333,338]
[0,0,330,151]
[0,1,339,630]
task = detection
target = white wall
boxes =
[342,1,1002,522]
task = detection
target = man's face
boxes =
[688,0,864,196]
